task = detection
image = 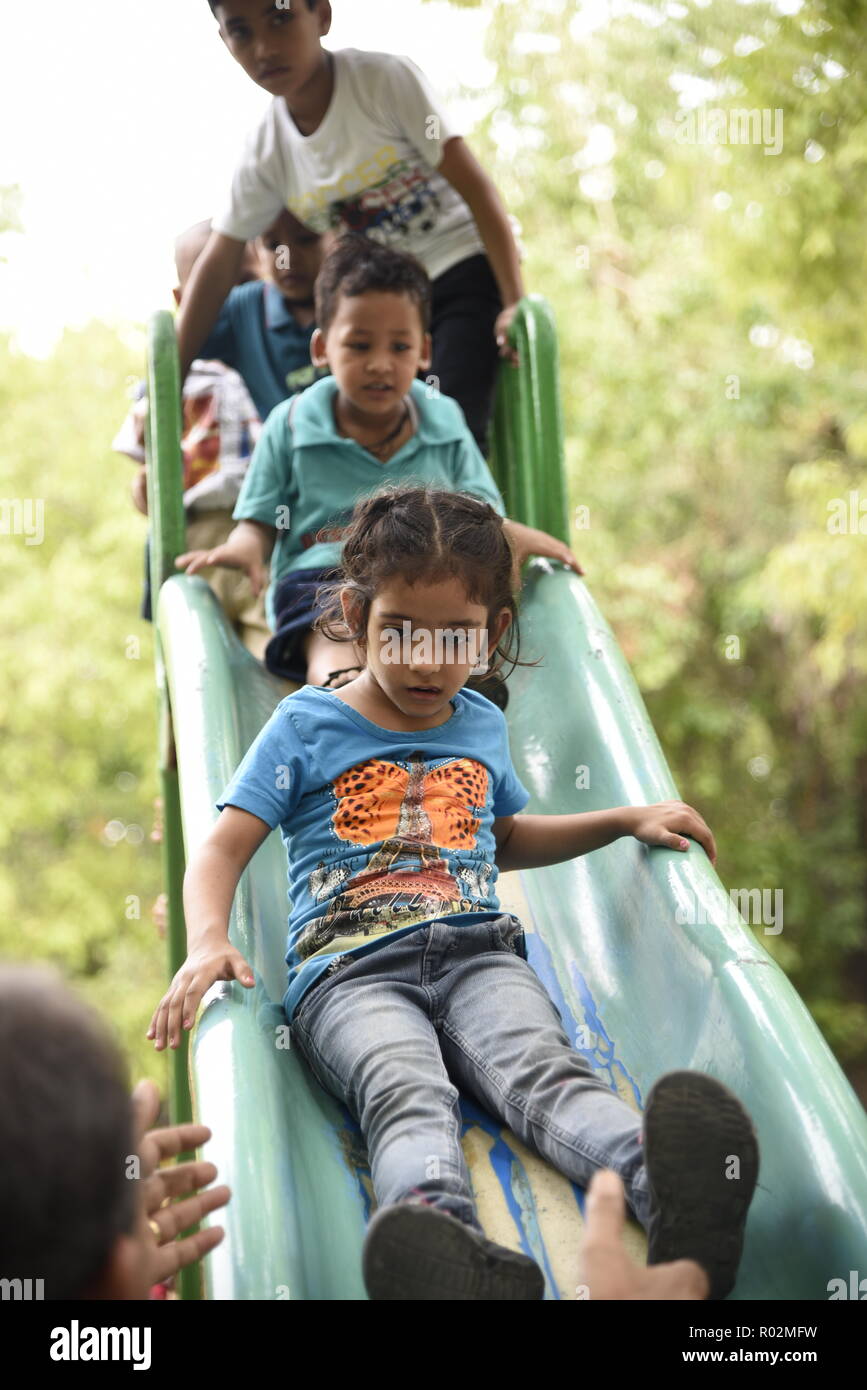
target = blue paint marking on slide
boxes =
[459,1096,562,1297]
[567,959,644,1110]
[524,927,642,1108]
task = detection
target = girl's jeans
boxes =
[289,915,652,1232]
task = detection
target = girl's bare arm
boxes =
[494,803,716,873]
[147,808,272,1050]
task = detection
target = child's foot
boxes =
[363,1202,544,1300]
[643,1070,760,1300]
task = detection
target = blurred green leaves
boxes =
[467,0,867,1069]
[0,323,167,1089]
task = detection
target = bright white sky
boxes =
[0,0,497,356]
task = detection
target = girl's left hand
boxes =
[626,801,717,867]
[495,304,521,364]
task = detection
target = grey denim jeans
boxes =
[289,915,652,1231]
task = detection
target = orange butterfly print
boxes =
[331,754,489,850]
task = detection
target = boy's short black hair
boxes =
[209,1,317,11]
[0,966,138,1299]
[315,233,432,336]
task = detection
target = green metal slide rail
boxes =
[145,312,199,1300]
[490,294,570,539]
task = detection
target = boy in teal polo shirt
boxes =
[177,236,583,689]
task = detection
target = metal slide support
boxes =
[490,294,570,542]
[145,311,199,1299]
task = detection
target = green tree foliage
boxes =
[451,0,867,1070]
[0,321,168,1091]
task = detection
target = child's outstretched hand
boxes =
[147,943,256,1051]
[625,800,717,867]
[503,519,585,576]
[132,1079,229,1288]
[175,537,268,597]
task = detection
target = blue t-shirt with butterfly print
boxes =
[216,684,530,1022]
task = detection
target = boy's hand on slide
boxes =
[132,1080,229,1285]
[503,520,585,576]
[175,545,268,596]
[626,800,717,867]
[578,1170,709,1300]
[147,944,256,1051]
[495,303,521,365]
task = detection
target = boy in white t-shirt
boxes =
[179,0,527,453]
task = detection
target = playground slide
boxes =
[148,302,867,1301]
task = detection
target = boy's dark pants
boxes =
[430,254,503,457]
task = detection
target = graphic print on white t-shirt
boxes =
[215,49,485,280]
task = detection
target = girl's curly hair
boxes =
[314,484,540,680]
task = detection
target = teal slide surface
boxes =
[148,303,867,1300]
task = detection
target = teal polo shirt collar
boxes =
[289,376,468,455]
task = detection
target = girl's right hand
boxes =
[147,943,256,1051]
[175,544,268,596]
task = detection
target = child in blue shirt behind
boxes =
[200,208,328,421]
[150,482,760,1302]
[177,234,582,694]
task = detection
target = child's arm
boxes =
[147,807,271,1051]
[176,398,292,591]
[176,232,247,380]
[502,519,585,576]
[437,137,526,361]
[493,801,717,874]
[176,518,275,597]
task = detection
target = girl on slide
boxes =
[148,483,759,1301]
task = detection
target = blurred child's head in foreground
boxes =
[0,965,150,1299]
